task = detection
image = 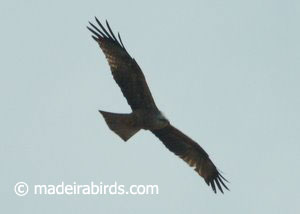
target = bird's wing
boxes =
[87,18,158,111]
[151,124,229,193]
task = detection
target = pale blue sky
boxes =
[1,0,300,213]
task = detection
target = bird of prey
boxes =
[87,17,229,193]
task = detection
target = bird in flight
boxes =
[87,17,229,193]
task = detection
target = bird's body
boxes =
[87,18,229,193]
[133,109,169,130]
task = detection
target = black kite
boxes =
[87,18,229,193]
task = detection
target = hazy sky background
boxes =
[1,0,299,213]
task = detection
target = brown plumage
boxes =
[87,17,229,193]
[87,19,157,111]
[152,125,229,193]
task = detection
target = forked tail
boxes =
[99,110,140,141]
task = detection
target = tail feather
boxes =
[99,110,140,141]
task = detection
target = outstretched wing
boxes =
[151,124,229,193]
[87,17,158,111]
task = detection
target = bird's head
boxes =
[155,111,170,129]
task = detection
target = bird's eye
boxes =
[159,118,169,123]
